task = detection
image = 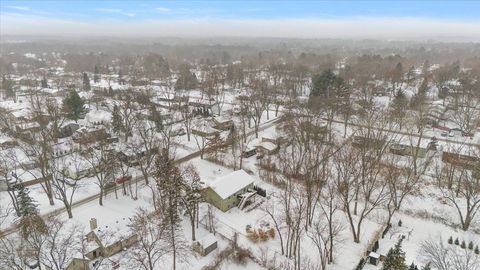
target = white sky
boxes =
[2,13,480,41]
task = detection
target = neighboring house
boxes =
[15,121,41,134]
[85,217,137,260]
[66,257,90,270]
[0,136,18,150]
[202,170,255,212]
[192,120,220,137]
[193,233,218,256]
[442,151,479,170]
[389,143,428,158]
[255,137,282,155]
[212,116,233,131]
[73,127,110,144]
[352,135,387,149]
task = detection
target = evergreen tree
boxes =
[63,90,87,122]
[83,72,91,91]
[118,69,123,84]
[150,107,163,131]
[310,69,337,98]
[2,75,14,98]
[94,65,100,83]
[418,78,428,96]
[174,65,198,91]
[382,238,407,270]
[112,104,123,134]
[41,76,48,88]
[17,185,39,217]
[408,262,418,270]
[392,90,408,110]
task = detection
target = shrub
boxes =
[232,248,252,265]
[454,238,459,245]
[268,228,275,238]
[355,258,365,270]
[448,236,453,244]
[475,246,479,255]
[461,241,466,249]
[258,229,269,241]
[398,220,403,227]
[469,241,474,250]
[247,230,259,243]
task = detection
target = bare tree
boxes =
[435,148,480,231]
[179,164,202,241]
[39,218,84,270]
[116,93,138,142]
[81,143,115,206]
[50,153,83,218]
[126,208,170,270]
[420,237,480,270]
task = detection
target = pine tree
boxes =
[2,75,14,98]
[118,69,123,84]
[83,72,91,91]
[17,185,39,217]
[41,76,48,88]
[408,262,417,270]
[382,238,407,270]
[112,104,123,134]
[63,90,87,122]
[418,78,428,96]
[94,65,100,83]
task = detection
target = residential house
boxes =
[202,170,255,212]
[85,217,138,260]
[73,127,110,144]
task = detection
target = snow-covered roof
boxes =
[209,170,255,199]
[94,217,133,247]
[256,141,278,151]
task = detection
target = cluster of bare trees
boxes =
[420,237,480,270]
[0,209,86,270]
[259,100,441,269]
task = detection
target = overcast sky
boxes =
[1,1,480,41]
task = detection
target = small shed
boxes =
[368,252,380,266]
[193,233,218,256]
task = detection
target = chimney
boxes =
[89,218,97,231]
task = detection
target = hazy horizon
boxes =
[2,0,480,42]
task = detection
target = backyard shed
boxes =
[193,233,218,256]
